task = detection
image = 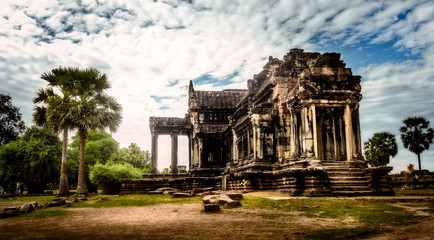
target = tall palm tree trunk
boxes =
[77,129,88,195]
[58,128,70,196]
[417,153,422,174]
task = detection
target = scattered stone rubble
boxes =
[0,196,87,219]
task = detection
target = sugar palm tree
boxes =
[65,67,122,194]
[33,67,76,196]
[400,116,434,174]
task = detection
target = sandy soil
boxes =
[1,202,352,240]
[0,200,432,240]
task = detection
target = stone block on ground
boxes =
[198,191,217,198]
[148,191,163,195]
[162,190,176,195]
[45,199,66,208]
[202,195,219,204]
[66,198,78,204]
[224,192,243,200]
[18,202,37,213]
[172,193,192,198]
[156,187,179,192]
[0,207,19,218]
[226,200,241,207]
[204,204,220,212]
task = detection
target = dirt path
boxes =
[0,203,351,240]
[1,201,432,239]
[368,215,434,240]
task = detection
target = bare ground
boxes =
[0,200,432,240]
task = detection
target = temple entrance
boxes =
[316,107,346,161]
[157,135,189,172]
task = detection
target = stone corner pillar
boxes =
[344,103,354,161]
[171,132,179,174]
[151,131,158,174]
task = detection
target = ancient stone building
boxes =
[121,49,393,196]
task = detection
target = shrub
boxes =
[89,162,142,194]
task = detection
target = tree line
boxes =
[0,67,150,195]
[364,116,434,173]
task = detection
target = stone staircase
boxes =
[322,161,372,196]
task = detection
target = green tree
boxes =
[69,130,119,166]
[160,168,171,174]
[400,116,434,173]
[89,162,142,194]
[0,127,61,194]
[33,67,78,196]
[67,130,119,191]
[64,68,122,194]
[109,143,151,169]
[364,132,398,167]
[0,94,26,146]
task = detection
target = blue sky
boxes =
[0,0,433,172]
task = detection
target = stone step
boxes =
[327,172,366,177]
[329,177,369,182]
[330,185,371,191]
[328,181,370,186]
[333,191,373,196]
[325,167,362,172]
[321,161,347,165]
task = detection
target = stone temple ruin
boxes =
[121,49,394,196]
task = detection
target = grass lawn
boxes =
[241,196,432,239]
[394,188,434,196]
[1,193,432,239]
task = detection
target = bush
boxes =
[89,162,142,194]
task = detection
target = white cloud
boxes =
[0,0,433,171]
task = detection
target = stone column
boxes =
[311,104,319,159]
[151,131,158,174]
[252,123,258,161]
[232,130,238,162]
[332,116,339,160]
[301,106,315,158]
[354,108,362,157]
[188,134,192,170]
[171,132,178,174]
[290,108,299,159]
[344,103,354,161]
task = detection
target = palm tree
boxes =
[33,67,76,196]
[65,67,122,194]
[400,116,434,174]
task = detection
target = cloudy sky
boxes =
[1,0,433,173]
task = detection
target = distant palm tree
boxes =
[33,67,77,196]
[400,116,434,173]
[65,67,122,194]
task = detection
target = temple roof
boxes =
[197,123,229,134]
[189,89,247,110]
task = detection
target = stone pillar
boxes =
[332,116,339,160]
[290,108,299,159]
[256,126,263,159]
[198,138,203,167]
[247,129,251,157]
[301,106,315,158]
[193,138,199,168]
[253,123,258,161]
[188,134,192,170]
[232,130,238,162]
[171,132,178,174]
[354,108,362,157]
[151,131,158,174]
[344,103,354,161]
[311,104,319,159]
